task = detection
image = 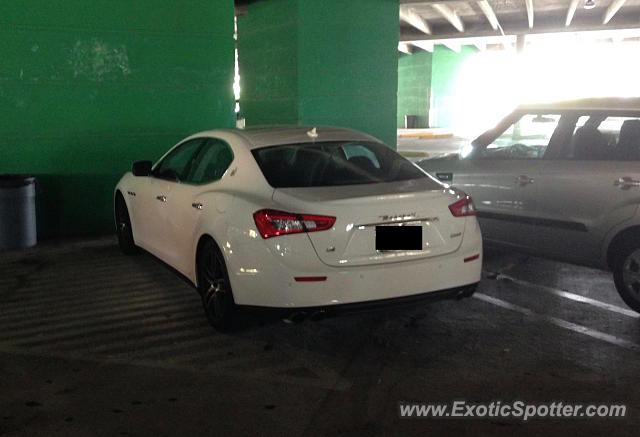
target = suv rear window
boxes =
[252,141,435,188]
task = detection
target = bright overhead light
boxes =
[584,0,596,9]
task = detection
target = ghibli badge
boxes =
[379,213,417,221]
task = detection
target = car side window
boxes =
[153,138,205,182]
[559,115,640,161]
[477,113,561,160]
[184,138,234,184]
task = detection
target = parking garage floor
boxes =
[1,238,639,436]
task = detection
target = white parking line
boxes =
[474,293,640,352]
[495,273,640,319]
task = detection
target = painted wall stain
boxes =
[66,38,131,81]
[2,0,235,237]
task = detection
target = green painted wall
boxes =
[397,51,432,128]
[297,0,398,147]
[238,0,398,147]
[429,45,477,128]
[0,0,235,238]
[236,0,299,125]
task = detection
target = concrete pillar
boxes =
[0,0,235,237]
[397,51,432,128]
[516,34,526,54]
[238,0,399,147]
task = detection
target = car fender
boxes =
[113,173,135,224]
[189,188,274,288]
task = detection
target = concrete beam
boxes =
[400,11,640,40]
[405,29,640,54]
[477,1,500,31]
[398,42,413,54]
[431,4,464,32]
[565,0,580,26]
[525,0,534,29]
[603,0,628,24]
[412,40,435,52]
[410,35,517,49]
[400,5,431,35]
[474,41,487,51]
[441,40,461,52]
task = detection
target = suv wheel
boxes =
[613,242,640,313]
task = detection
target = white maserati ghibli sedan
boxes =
[114,127,482,330]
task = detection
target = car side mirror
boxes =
[132,160,152,177]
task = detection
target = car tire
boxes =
[198,238,237,332]
[115,195,138,255]
[612,238,640,313]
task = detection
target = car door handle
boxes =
[614,177,640,190]
[435,172,453,182]
[192,202,203,210]
[156,195,167,202]
[515,175,535,186]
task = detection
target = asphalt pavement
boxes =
[1,238,639,436]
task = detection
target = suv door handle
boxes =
[156,195,167,202]
[515,175,535,186]
[435,172,453,182]
[614,177,640,190]
[192,202,203,210]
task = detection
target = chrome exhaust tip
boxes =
[283,311,307,324]
[456,284,478,300]
[309,310,326,322]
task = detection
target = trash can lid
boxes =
[0,175,36,188]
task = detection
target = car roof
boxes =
[194,126,382,149]
[517,97,640,113]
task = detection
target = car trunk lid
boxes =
[272,179,465,267]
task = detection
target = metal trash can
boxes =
[405,115,418,129]
[0,175,37,250]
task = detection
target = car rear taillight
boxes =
[448,195,476,217]
[253,209,336,239]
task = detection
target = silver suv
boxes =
[418,98,640,312]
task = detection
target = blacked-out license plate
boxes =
[375,225,422,251]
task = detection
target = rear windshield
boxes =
[252,141,434,188]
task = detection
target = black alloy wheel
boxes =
[116,196,138,255]
[198,239,236,331]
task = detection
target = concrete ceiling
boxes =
[400,0,640,44]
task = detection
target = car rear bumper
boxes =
[222,214,482,308]
[228,235,482,308]
[239,282,478,319]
